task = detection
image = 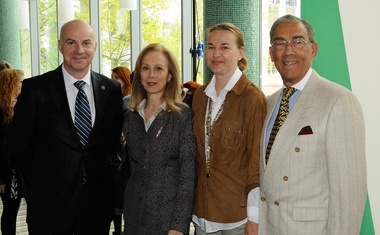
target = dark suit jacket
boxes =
[10,65,123,232]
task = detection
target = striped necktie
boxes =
[74,81,92,148]
[265,87,297,164]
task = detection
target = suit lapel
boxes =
[90,71,107,139]
[47,67,78,132]
[262,70,320,192]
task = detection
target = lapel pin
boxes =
[101,85,105,90]
[156,126,163,137]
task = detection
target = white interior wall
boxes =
[339,0,380,232]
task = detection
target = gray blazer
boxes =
[123,104,196,234]
[259,70,367,235]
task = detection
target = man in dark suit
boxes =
[10,19,123,235]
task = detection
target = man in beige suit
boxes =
[258,14,367,235]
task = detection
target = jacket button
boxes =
[283,176,288,181]
[274,201,280,206]
[260,197,266,202]
[295,147,300,152]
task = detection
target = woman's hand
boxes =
[168,230,183,235]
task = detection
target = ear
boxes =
[269,47,274,62]
[58,40,63,54]
[238,46,245,61]
[311,41,318,59]
[167,73,172,83]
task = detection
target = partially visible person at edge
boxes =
[192,22,266,235]
[110,65,133,235]
[123,43,197,235]
[112,66,132,113]
[181,81,201,109]
[10,19,123,235]
[259,14,367,235]
[0,68,24,235]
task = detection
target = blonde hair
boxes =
[0,69,24,124]
[129,43,182,114]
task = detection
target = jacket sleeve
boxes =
[325,91,367,234]
[170,106,197,233]
[9,79,37,195]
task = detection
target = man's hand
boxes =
[245,220,258,235]
[0,184,6,194]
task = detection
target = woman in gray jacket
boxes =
[123,43,197,235]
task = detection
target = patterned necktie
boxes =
[74,81,92,148]
[265,87,297,164]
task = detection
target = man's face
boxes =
[270,22,318,87]
[59,21,97,79]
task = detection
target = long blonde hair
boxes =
[0,69,24,124]
[129,43,182,114]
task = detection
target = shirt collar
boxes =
[137,98,167,115]
[62,64,92,89]
[204,67,242,100]
[288,68,312,91]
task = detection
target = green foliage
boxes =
[39,0,58,73]
[100,0,132,71]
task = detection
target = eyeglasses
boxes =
[271,38,313,50]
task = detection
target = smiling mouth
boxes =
[284,61,297,65]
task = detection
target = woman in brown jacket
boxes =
[192,23,266,235]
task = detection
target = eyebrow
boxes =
[273,35,306,41]
[207,42,230,46]
[65,38,93,43]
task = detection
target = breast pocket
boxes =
[223,121,244,149]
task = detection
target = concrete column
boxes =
[203,0,260,85]
[0,0,21,68]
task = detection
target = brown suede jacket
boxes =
[192,73,266,223]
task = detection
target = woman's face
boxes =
[139,51,172,97]
[206,29,244,77]
[111,72,125,88]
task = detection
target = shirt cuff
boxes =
[247,186,260,223]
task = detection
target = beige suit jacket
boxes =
[259,70,367,235]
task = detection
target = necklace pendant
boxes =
[207,173,210,178]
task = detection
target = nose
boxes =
[212,48,221,58]
[148,69,155,77]
[284,42,294,56]
[75,44,84,53]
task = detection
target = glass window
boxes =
[194,0,204,84]
[19,0,32,77]
[261,0,300,96]
[141,0,182,74]
[99,0,132,76]
[39,0,58,74]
